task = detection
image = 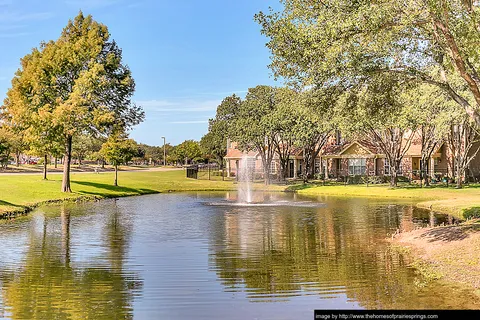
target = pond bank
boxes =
[290,183,480,219]
[0,170,283,218]
[292,182,480,294]
[391,220,480,295]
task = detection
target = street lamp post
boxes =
[161,136,166,166]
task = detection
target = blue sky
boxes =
[0,0,282,146]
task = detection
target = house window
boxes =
[348,158,366,175]
[247,158,256,169]
[270,162,277,174]
[314,159,321,173]
[384,158,390,175]
[384,158,402,175]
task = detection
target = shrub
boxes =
[463,207,480,219]
[366,175,387,184]
[315,173,326,180]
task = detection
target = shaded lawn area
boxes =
[0,170,283,215]
[289,182,480,219]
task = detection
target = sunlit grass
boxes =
[0,170,282,215]
[292,182,480,218]
[1,170,479,219]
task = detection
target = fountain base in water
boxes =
[205,200,326,208]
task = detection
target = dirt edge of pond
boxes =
[390,219,480,297]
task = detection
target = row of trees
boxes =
[0,121,211,168]
[241,0,480,187]
[202,79,479,187]
[201,0,480,188]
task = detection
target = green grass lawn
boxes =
[1,170,479,219]
[0,170,284,215]
[289,182,480,219]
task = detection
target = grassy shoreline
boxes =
[0,169,283,218]
[391,219,480,296]
[289,182,480,219]
[2,171,479,219]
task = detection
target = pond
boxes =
[0,192,478,319]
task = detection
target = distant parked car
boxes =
[27,160,37,165]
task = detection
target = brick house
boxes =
[225,131,480,181]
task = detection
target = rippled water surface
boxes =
[0,192,478,319]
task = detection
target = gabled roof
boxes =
[225,148,258,159]
[322,140,380,156]
[338,141,374,155]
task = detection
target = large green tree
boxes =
[292,87,336,182]
[3,12,144,192]
[256,0,480,129]
[338,76,419,187]
[406,83,456,186]
[269,87,298,181]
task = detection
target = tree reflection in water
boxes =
[0,203,142,319]
[209,199,479,309]
[0,193,477,318]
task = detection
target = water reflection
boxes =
[207,196,477,309]
[0,202,142,319]
[0,193,477,320]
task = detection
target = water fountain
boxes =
[205,154,326,208]
[237,154,253,204]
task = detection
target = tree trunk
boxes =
[456,162,463,189]
[302,159,309,184]
[61,135,73,193]
[263,160,271,186]
[390,161,399,187]
[114,164,118,186]
[279,158,287,181]
[421,158,430,187]
[16,153,20,167]
[43,154,48,180]
[102,160,105,169]
[54,157,58,169]
[309,156,316,178]
[390,170,398,187]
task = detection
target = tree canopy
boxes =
[2,12,144,192]
[256,0,480,128]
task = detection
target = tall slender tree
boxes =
[3,12,144,192]
[270,87,298,181]
[292,88,336,183]
[201,95,242,168]
[447,119,480,188]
